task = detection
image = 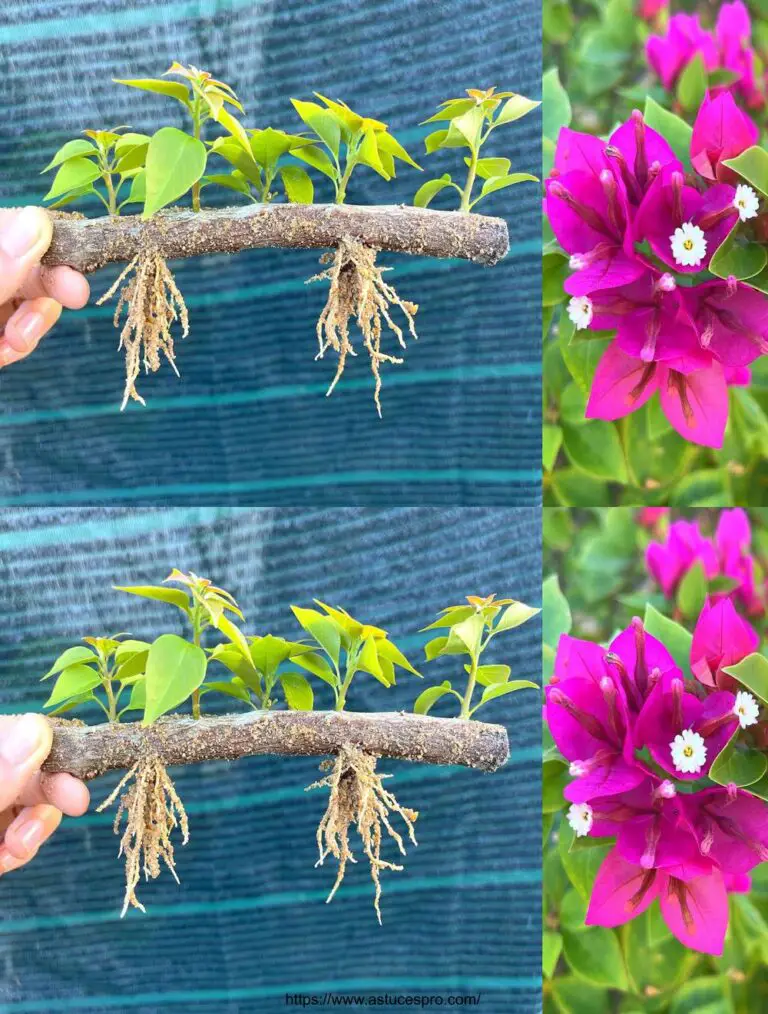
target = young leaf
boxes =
[424,635,449,661]
[376,131,421,170]
[290,100,341,157]
[114,583,190,612]
[142,126,207,219]
[414,174,456,208]
[452,613,485,656]
[475,679,538,709]
[280,671,314,710]
[292,650,338,688]
[292,144,337,181]
[414,680,455,715]
[376,638,421,676]
[44,157,101,201]
[44,664,102,708]
[280,164,313,203]
[357,129,389,178]
[357,635,389,684]
[291,606,341,665]
[494,601,541,633]
[114,78,191,108]
[477,173,538,201]
[474,663,512,687]
[44,645,98,679]
[42,139,98,173]
[142,634,207,725]
[202,173,252,197]
[471,156,511,180]
[494,95,540,126]
[722,653,768,705]
[201,679,252,705]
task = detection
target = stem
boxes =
[191,609,203,719]
[336,160,355,205]
[460,146,479,214]
[335,644,358,711]
[103,675,118,723]
[103,172,118,217]
[459,654,479,720]
[191,97,203,212]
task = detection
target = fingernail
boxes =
[7,311,44,352]
[18,820,44,853]
[0,852,18,874]
[0,207,45,259]
[0,714,44,766]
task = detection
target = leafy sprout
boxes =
[41,128,149,215]
[415,87,540,212]
[290,94,421,203]
[415,593,539,718]
[207,128,316,204]
[289,600,421,710]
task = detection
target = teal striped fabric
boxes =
[0,0,541,507]
[0,507,541,1013]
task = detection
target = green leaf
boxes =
[124,170,146,206]
[676,559,707,619]
[413,174,455,208]
[562,925,628,990]
[44,645,98,679]
[551,979,609,1014]
[114,584,190,612]
[476,679,538,707]
[559,821,611,903]
[357,635,386,682]
[543,930,563,979]
[201,679,251,704]
[474,664,511,687]
[722,652,768,704]
[202,172,252,197]
[452,613,485,657]
[676,53,707,113]
[290,100,340,157]
[291,606,341,665]
[115,143,149,174]
[142,127,207,219]
[43,157,101,201]
[42,139,98,173]
[542,67,572,143]
[292,650,338,689]
[494,95,540,126]
[114,78,190,107]
[413,680,455,715]
[543,424,563,472]
[494,601,541,633]
[420,99,476,125]
[248,127,302,167]
[292,144,337,181]
[477,172,538,200]
[376,638,420,676]
[44,664,101,708]
[142,634,207,725]
[125,678,146,713]
[424,129,449,154]
[668,978,731,1014]
[376,131,420,170]
[562,420,627,482]
[280,165,313,203]
[709,224,767,281]
[279,671,314,710]
[643,604,692,676]
[357,128,388,178]
[644,96,693,168]
[723,145,768,197]
[543,757,569,813]
[542,574,572,653]
[470,156,511,180]
[709,728,768,788]
[115,651,148,682]
[424,635,449,661]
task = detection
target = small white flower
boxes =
[733,690,760,729]
[566,802,593,838]
[670,728,707,774]
[567,296,593,330]
[734,184,760,222]
[670,221,707,267]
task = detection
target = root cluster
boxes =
[307,744,418,922]
[97,746,189,917]
[97,245,189,410]
[308,238,419,415]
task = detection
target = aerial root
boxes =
[97,243,189,410]
[96,744,189,917]
[307,237,419,415]
[307,744,418,923]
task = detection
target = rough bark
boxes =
[43,711,509,780]
[41,204,509,273]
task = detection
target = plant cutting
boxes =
[40,572,538,922]
[34,63,538,413]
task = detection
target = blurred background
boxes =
[0,0,540,507]
[0,506,541,1012]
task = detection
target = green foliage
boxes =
[414,593,539,719]
[208,128,315,204]
[289,93,420,203]
[289,600,420,711]
[415,86,539,212]
[41,127,149,214]
[543,507,768,1012]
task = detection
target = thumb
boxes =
[0,208,53,305]
[0,714,53,811]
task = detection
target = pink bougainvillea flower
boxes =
[634,166,737,274]
[545,170,643,295]
[691,91,759,183]
[691,596,759,691]
[716,1,764,108]
[639,0,668,19]
[646,519,720,597]
[639,507,670,528]
[683,786,768,874]
[585,343,730,449]
[604,111,681,208]
[549,633,610,685]
[646,14,720,91]
[586,848,729,955]
[713,508,764,614]
[680,279,768,367]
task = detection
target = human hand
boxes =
[0,714,90,875]
[0,207,90,369]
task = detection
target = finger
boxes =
[0,845,27,876]
[0,714,53,811]
[0,296,61,362]
[0,208,53,305]
[16,771,90,817]
[18,265,89,310]
[2,803,61,862]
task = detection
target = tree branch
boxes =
[41,204,509,274]
[43,711,509,780]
